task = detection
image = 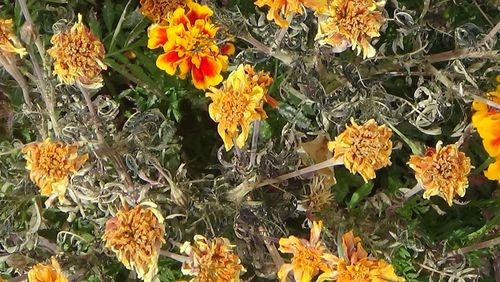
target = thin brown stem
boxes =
[449,236,500,256]
[0,53,33,110]
[425,48,499,64]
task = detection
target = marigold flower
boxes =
[278,221,333,282]
[328,118,393,182]
[318,231,404,282]
[147,2,233,89]
[103,204,165,282]
[22,139,88,203]
[181,235,245,282]
[255,0,328,27]
[47,14,107,88]
[140,0,188,23]
[408,142,471,206]
[206,64,271,151]
[0,18,27,57]
[316,0,385,58]
[27,257,69,282]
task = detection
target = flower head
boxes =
[255,0,328,27]
[140,0,188,23]
[147,2,234,89]
[181,235,244,282]
[328,118,393,182]
[102,203,166,282]
[47,14,107,88]
[22,139,88,203]
[408,142,471,206]
[27,257,68,282]
[278,221,332,282]
[0,18,27,57]
[206,64,271,150]
[316,0,385,58]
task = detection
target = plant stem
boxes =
[404,183,422,199]
[249,121,260,167]
[449,236,500,256]
[0,54,33,110]
[158,249,189,263]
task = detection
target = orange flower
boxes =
[180,235,245,282]
[147,2,234,89]
[22,139,88,203]
[0,18,27,57]
[140,0,188,23]
[27,257,68,282]
[102,203,165,282]
[316,0,385,58]
[47,14,107,88]
[206,64,270,150]
[328,118,393,182]
[408,142,471,206]
[278,221,333,282]
[319,231,404,282]
[255,0,328,27]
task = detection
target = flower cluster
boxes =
[206,64,272,150]
[22,139,88,203]
[0,18,27,57]
[139,0,188,23]
[254,0,327,27]
[27,257,68,282]
[408,142,471,206]
[47,14,107,88]
[102,204,166,282]
[180,235,245,282]
[147,2,234,89]
[472,75,500,182]
[328,118,393,182]
[316,0,385,58]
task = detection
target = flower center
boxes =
[292,246,323,272]
[218,89,249,126]
[37,146,68,179]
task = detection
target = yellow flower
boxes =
[181,235,245,282]
[27,257,68,282]
[328,118,393,182]
[47,14,107,88]
[206,64,271,151]
[255,0,328,27]
[102,203,166,282]
[0,18,27,57]
[147,2,234,90]
[316,0,385,58]
[140,0,188,23]
[319,231,404,282]
[408,142,471,206]
[22,139,88,203]
[278,221,332,282]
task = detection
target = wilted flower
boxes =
[255,0,327,27]
[0,18,27,57]
[206,64,271,151]
[328,118,393,182]
[181,235,245,282]
[147,2,234,89]
[319,231,404,282]
[27,257,69,282]
[278,221,332,282]
[102,204,166,282]
[47,14,107,88]
[408,142,471,206]
[22,139,88,203]
[316,0,385,58]
[300,175,334,213]
[140,0,188,23]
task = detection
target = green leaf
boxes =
[348,182,374,209]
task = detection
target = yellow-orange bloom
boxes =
[255,0,328,27]
[27,257,68,282]
[0,18,27,57]
[206,64,271,151]
[147,2,234,90]
[140,0,188,23]
[47,14,107,88]
[22,139,88,203]
[316,0,385,58]
[278,221,333,282]
[408,142,471,206]
[318,231,404,282]
[103,204,165,282]
[181,235,245,282]
[328,118,393,182]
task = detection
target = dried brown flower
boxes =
[140,0,188,23]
